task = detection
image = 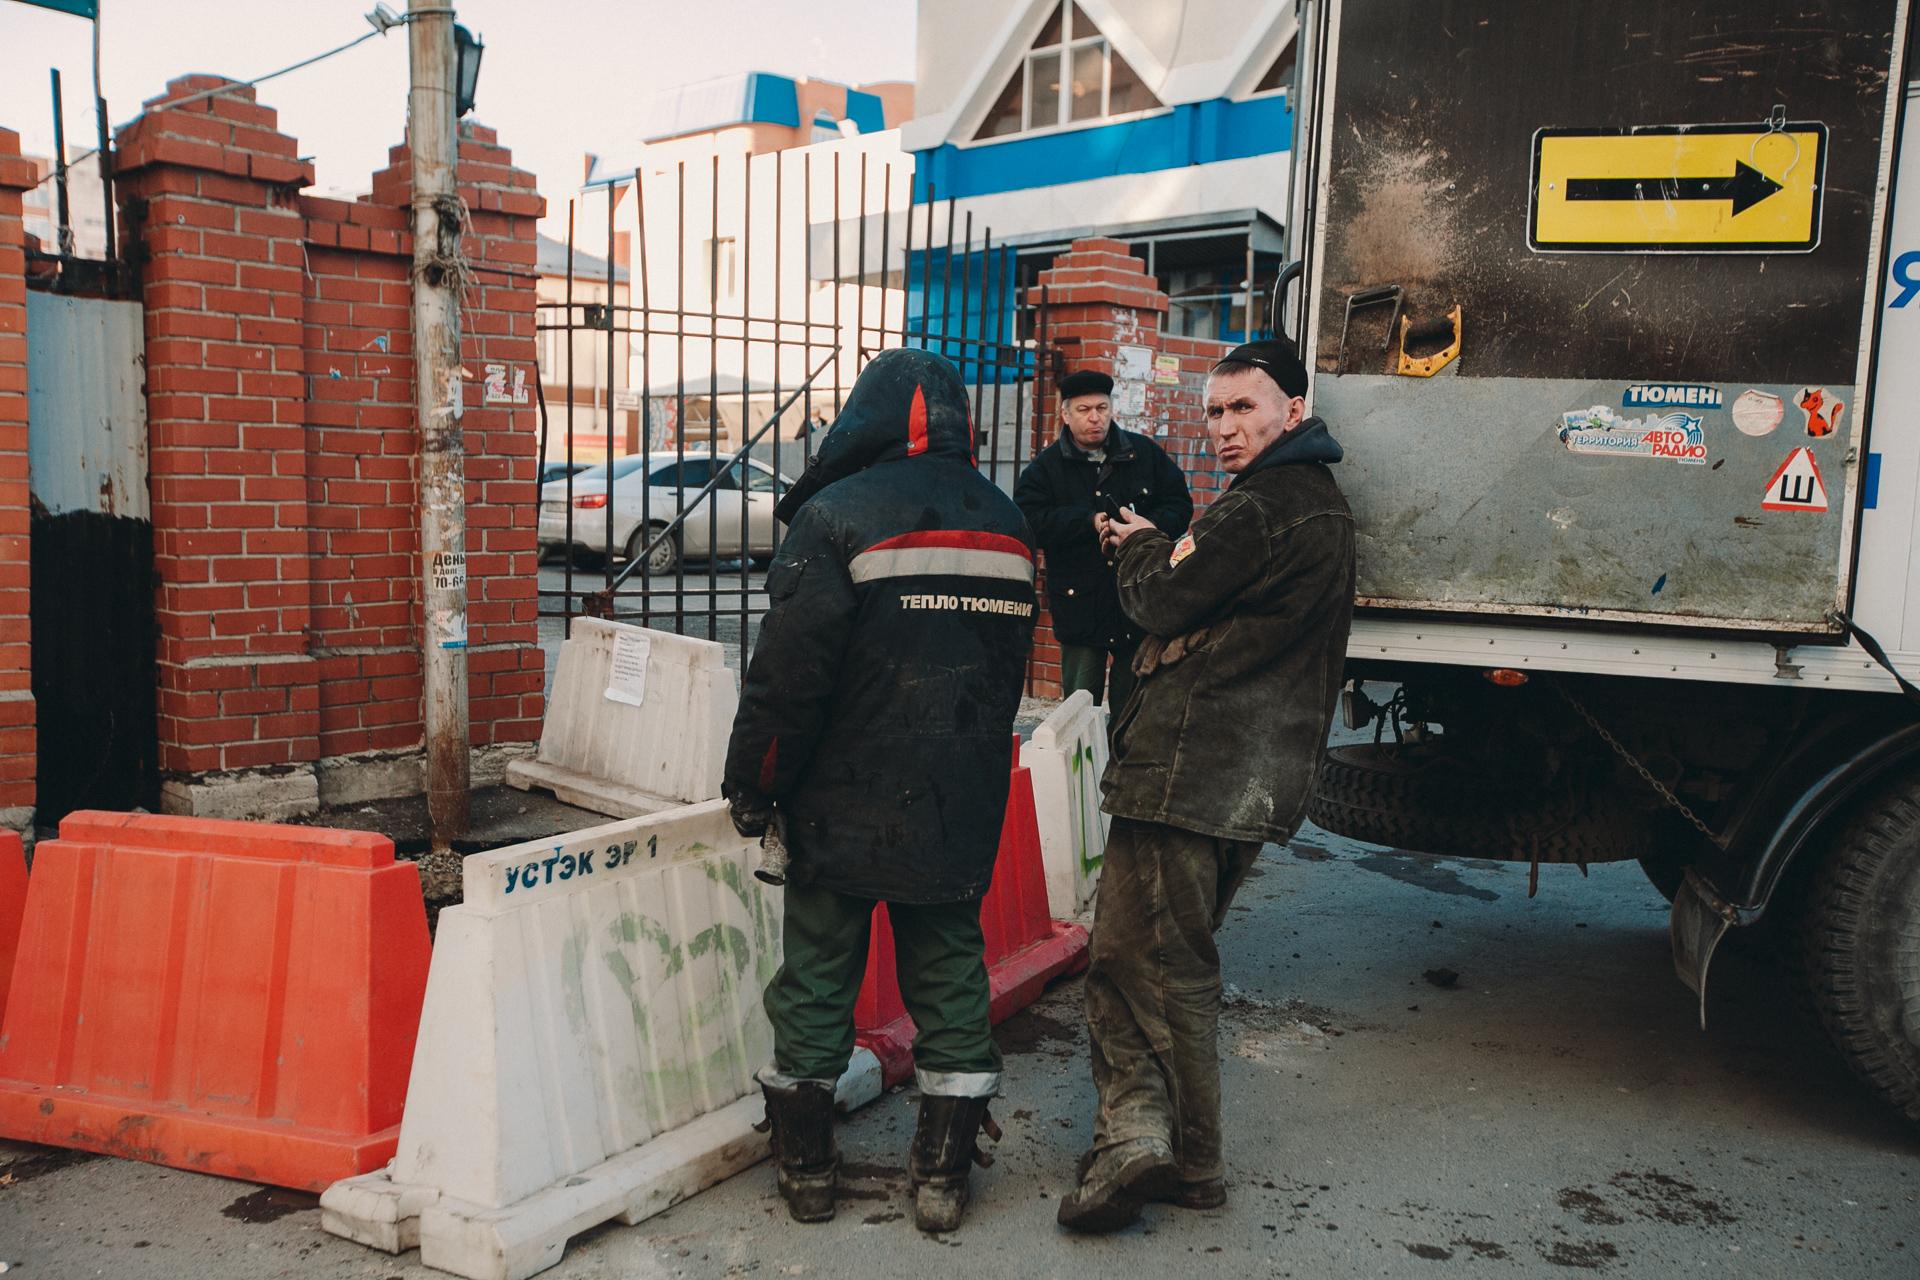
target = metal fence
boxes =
[535,143,1056,670]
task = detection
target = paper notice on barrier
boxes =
[605,631,651,706]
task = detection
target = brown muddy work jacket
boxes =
[1100,417,1356,844]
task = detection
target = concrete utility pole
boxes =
[408,0,471,844]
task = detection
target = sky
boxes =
[0,0,916,234]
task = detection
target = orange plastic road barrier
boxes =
[855,748,1089,1084]
[0,811,430,1191]
[0,830,25,1027]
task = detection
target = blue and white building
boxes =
[901,0,1298,342]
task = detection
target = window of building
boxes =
[811,110,841,143]
[1253,41,1296,96]
[973,1,1162,141]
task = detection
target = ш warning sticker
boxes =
[1761,447,1829,512]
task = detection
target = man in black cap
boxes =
[1015,369,1191,707]
[725,348,1035,1234]
[1056,339,1355,1233]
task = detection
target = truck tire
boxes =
[1801,769,1920,1126]
[1309,742,1648,863]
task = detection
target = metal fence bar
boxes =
[534,153,1055,672]
[561,200,578,635]
[705,153,720,641]
[636,167,654,626]
[771,149,785,567]
[674,161,688,634]
[603,188,618,590]
[738,149,753,646]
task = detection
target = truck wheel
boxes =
[1801,770,1920,1126]
[1309,742,1648,863]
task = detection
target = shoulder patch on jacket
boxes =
[1169,532,1197,566]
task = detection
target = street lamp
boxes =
[454,23,484,117]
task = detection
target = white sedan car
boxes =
[537,452,794,572]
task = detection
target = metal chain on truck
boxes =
[1549,682,1729,849]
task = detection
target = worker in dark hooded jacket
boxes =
[1056,339,1355,1233]
[724,348,1036,1234]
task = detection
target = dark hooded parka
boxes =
[724,349,1037,904]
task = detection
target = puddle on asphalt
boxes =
[220,1186,319,1224]
[1353,852,1501,902]
[0,1146,99,1186]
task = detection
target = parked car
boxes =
[537,452,792,572]
[538,460,593,487]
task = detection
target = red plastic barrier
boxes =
[855,743,1089,1084]
[0,811,431,1191]
[0,830,25,1028]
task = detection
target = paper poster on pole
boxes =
[605,630,652,706]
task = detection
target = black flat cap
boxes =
[1058,369,1114,400]
[1215,338,1308,399]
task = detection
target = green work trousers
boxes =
[1083,816,1261,1183]
[764,881,1004,1092]
[1061,642,1137,709]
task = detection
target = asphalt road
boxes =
[3,796,1915,1278]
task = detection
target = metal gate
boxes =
[534,140,1055,671]
[25,290,158,821]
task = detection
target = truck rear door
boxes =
[1295,0,1913,635]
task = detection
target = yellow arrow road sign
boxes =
[1530,123,1827,252]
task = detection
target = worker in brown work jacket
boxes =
[1056,338,1356,1233]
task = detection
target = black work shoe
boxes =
[761,1081,838,1223]
[1075,1147,1225,1210]
[908,1095,998,1233]
[1056,1137,1177,1233]
[1160,1177,1227,1210]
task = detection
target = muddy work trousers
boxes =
[763,882,1004,1095]
[1084,816,1261,1182]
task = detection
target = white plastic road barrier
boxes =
[507,620,738,818]
[321,800,881,1280]
[1019,691,1110,919]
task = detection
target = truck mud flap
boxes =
[1669,870,1739,1030]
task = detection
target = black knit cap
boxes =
[1057,369,1114,400]
[1215,338,1308,399]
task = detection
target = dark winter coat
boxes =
[1101,418,1355,844]
[723,349,1037,903]
[1014,427,1191,651]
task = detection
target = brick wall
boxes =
[111,77,544,818]
[0,131,34,826]
[1023,238,1231,698]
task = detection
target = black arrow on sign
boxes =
[1565,160,1784,216]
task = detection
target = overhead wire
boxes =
[51,21,397,174]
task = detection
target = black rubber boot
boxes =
[907,1095,998,1233]
[761,1080,838,1223]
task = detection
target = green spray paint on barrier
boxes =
[1070,740,1105,879]
[547,849,778,1138]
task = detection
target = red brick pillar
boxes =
[362,122,546,779]
[1024,238,1170,699]
[113,78,322,819]
[0,131,37,831]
